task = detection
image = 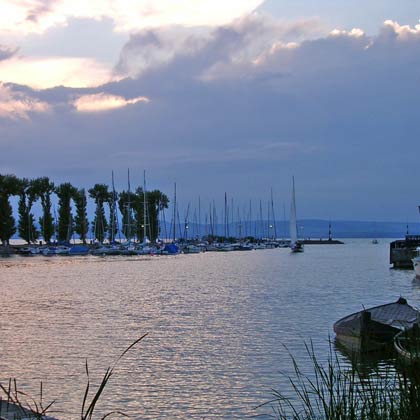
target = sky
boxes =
[1,0,420,222]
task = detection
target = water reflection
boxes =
[0,241,417,419]
[334,339,397,378]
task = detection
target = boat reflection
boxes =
[334,338,397,378]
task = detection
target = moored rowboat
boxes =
[334,297,420,352]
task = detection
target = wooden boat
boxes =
[334,297,420,352]
[394,323,420,363]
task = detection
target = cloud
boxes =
[1,18,420,219]
[73,92,149,112]
[115,14,325,78]
[0,56,116,89]
[0,44,18,61]
[0,83,50,119]
[0,0,264,35]
[381,20,420,39]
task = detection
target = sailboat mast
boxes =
[111,171,116,243]
[198,196,201,240]
[249,200,252,240]
[271,187,277,239]
[290,176,298,244]
[126,168,132,242]
[224,192,227,239]
[143,170,147,242]
[173,182,176,242]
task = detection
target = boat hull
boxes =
[334,298,420,353]
[413,257,420,279]
[394,324,420,363]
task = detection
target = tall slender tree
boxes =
[118,190,137,241]
[89,184,109,243]
[74,188,89,244]
[145,190,169,242]
[132,188,144,242]
[55,183,77,242]
[33,177,55,243]
[0,174,20,245]
[131,188,169,242]
[17,178,40,243]
[107,189,119,243]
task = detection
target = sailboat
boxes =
[290,177,304,253]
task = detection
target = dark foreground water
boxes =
[0,240,417,419]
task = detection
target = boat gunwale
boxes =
[333,298,417,331]
[394,330,420,361]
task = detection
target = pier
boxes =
[389,235,420,268]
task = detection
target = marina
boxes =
[1,1,419,417]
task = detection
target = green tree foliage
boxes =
[129,188,169,242]
[118,190,137,241]
[89,184,109,243]
[146,190,169,241]
[132,188,144,242]
[17,178,40,243]
[107,189,119,243]
[0,174,20,245]
[74,188,89,244]
[33,177,55,243]
[55,182,77,242]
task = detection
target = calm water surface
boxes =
[0,240,417,419]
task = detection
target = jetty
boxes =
[389,235,420,268]
[302,238,344,245]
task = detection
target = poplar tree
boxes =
[147,190,169,241]
[133,188,169,242]
[55,183,77,242]
[18,178,40,243]
[33,177,55,243]
[89,184,109,243]
[74,188,89,244]
[0,174,20,245]
[107,189,119,243]
[118,190,137,241]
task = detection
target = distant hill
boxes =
[294,220,420,239]
[160,219,420,240]
[162,219,420,239]
[12,219,420,240]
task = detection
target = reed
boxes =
[0,334,148,420]
[264,341,420,420]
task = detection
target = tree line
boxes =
[0,174,169,246]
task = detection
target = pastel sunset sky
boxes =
[1,0,419,221]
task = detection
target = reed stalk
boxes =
[262,341,420,420]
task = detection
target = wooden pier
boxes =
[390,235,420,268]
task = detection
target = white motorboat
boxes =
[413,250,420,279]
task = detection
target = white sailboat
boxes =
[290,177,304,253]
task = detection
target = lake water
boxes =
[0,240,417,419]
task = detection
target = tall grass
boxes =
[0,334,148,420]
[265,341,420,420]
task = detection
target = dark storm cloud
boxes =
[2,17,420,220]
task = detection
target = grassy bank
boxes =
[265,342,420,420]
